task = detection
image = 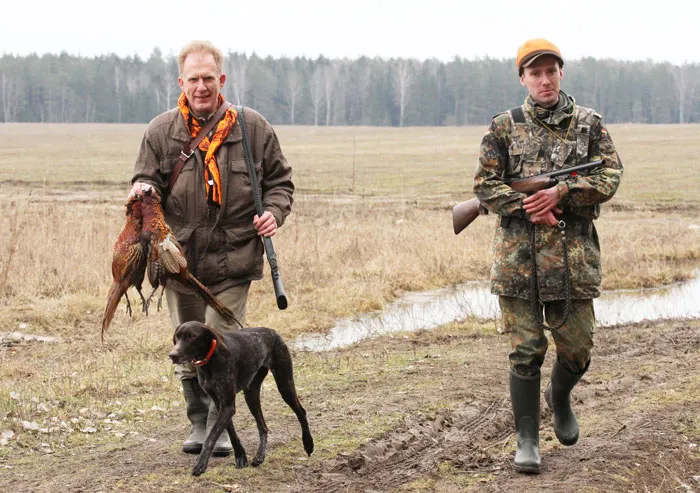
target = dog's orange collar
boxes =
[192,339,217,367]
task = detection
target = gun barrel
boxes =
[507,159,604,185]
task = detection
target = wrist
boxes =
[556,181,569,200]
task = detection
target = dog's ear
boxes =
[203,324,229,354]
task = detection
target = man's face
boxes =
[520,55,563,107]
[178,52,226,117]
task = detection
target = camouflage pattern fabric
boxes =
[473,91,623,301]
[499,296,595,375]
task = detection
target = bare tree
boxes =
[324,61,341,126]
[311,64,324,126]
[0,73,19,122]
[355,63,372,124]
[226,52,248,105]
[672,63,696,124]
[284,62,301,125]
[114,65,123,123]
[392,59,415,127]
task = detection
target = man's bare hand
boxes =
[523,186,561,216]
[253,211,277,237]
[127,182,151,201]
[530,209,561,227]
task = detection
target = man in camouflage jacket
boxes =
[473,39,622,474]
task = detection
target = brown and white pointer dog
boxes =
[169,321,314,476]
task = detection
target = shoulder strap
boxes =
[168,101,233,192]
[509,106,526,124]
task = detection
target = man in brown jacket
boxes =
[128,40,294,457]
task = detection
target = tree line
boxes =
[0,48,698,125]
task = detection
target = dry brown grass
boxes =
[0,123,698,339]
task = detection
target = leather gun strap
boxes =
[168,101,233,191]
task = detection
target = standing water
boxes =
[294,272,700,352]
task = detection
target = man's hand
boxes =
[127,181,151,200]
[253,211,277,237]
[524,185,565,227]
[529,208,562,227]
[523,186,561,216]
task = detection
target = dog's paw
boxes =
[251,454,265,467]
[191,461,207,476]
[303,433,314,456]
[235,454,248,469]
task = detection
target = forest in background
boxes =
[0,48,698,126]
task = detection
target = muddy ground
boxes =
[2,317,699,493]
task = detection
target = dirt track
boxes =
[2,318,699,492]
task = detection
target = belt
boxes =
[500,213,591,231]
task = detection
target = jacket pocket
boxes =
[162,154,197,216]
[226,159,262,221]
[228,159,263,188]
[575,125,591,161]
[222,225,263,279]
[506,142,524,176]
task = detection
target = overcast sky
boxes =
[2,0,697,65]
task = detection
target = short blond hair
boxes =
[178,41,224,74]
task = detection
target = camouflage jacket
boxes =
[473,93,623,301]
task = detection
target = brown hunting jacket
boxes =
[132,106,294,294]
[473,93,622,301]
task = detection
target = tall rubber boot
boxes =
[510,370,541,474]
[181,378,209,454]
[206,403,233,457]
[545,360,588,446]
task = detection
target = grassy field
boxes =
[0,123,699,491]
[0,123,697,334]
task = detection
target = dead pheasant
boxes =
[101,196,149,342]
[139,184,242,327]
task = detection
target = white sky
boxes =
[1,0,697,65]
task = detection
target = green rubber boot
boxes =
[181,378,208,454]
[206,404,233,457]
[510,370,541,474]
[545,360,587,446]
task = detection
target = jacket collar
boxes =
[167,104,243,145]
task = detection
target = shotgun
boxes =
[238,106,288,309]
[452,159,603,235]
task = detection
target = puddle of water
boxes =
[293,273,700,352]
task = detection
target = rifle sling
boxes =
[168,101,233,192]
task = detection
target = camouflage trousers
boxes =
[165,281,250,379]
[499,296,595,377]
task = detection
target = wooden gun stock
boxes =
[451,177,550,235]
[452,198,485,235]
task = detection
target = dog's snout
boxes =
[169,347,182,364]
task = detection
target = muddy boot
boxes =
[181,378,209,454]
[545,360,587,446]
[510,370,541,474]
[207,404,233,457]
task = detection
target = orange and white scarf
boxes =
[178,93,238,206]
